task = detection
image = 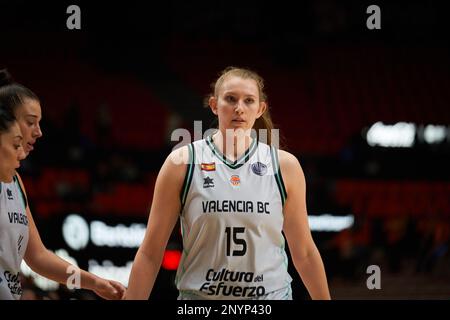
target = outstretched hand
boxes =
[93,278,126,300]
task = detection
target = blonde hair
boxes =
[206,66,275,145]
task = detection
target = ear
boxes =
[256,101,267,119]
[209,96,218,115]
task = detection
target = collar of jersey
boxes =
[206,135,258,169]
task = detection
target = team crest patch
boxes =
[230,175,241,187]
[201,162,216,171]
[251,162,267,176]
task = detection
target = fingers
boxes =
[109,280,126,299]
[95,279,126,300]
[110,280,126,293]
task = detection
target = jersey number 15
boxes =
[225,227,247,256]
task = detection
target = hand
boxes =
[93,278,126,300]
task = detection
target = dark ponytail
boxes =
[0,69,14,87]
[0,68,40,114]
[0,100,17,134]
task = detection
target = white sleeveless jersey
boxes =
[0,175,29,300]
[175,136,292,300]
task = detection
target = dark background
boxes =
[1,0,449,299]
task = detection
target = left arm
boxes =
[279,150,331,300]
[16,173,125,299]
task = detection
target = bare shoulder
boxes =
[14,171,28,196]
[159,145,192,185]
[149,145,193,210]
[167,145,191,168]
[277,150,305,190]
[278,149,298,163]
[278,150,302,173]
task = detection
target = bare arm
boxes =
[124,146,188,299]
[17,173,125,300]
[279,150,331,300]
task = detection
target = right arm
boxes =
[18,173,125,300]
[124,146,189,299]
[279,150,331,299]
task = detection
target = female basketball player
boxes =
[0,70,125,300]
[125,67,331,300]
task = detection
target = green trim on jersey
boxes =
[270,147,287,205]
[179,221,191,260]
[13,175,28,209]
[180,144,195,212]
[175,248,189,287]
[175,219,189,287]
[280,240,289,269]
[282,286,292,299]
[206,135,258,169]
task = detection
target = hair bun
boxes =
[0,69,13,87]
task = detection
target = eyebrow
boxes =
[223,92,257,98]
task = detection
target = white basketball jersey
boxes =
[0,175,29,300]
[175,136,292,299]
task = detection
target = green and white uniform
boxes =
[176,136,292,300]
[0,175,29,300]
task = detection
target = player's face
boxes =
[15,98,43,157]
[0,122,26,182]
[210,76,266,133]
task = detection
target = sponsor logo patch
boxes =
[203,177,214,188]
[7,189,13,200]
[3,271,22,296]
[251,162,267,176]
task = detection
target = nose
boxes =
[18,146,26,161]
[234,101,244,115]
[34,124,43,138]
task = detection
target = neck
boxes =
[212,130,253,161]
[0,174,13,183]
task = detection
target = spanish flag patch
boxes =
[201,162,216,171]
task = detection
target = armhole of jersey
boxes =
[13,174,28,209]
[180,143,195,214]
[270,146,287,206]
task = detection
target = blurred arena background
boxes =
[1,0,449,299]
